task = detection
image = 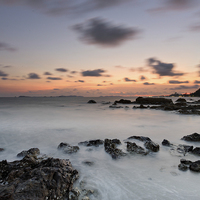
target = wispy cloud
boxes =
[169,80,189,84]
[124,77,137,82]
[55,68,68,72]
[170,84,199,90]
[0,70,8,77]
[0,42,17,52]
[27,73,41,79]
[82,69,108,77]
[44,72,52,75]
[73,18,141,47]
[47,77,62,80]
[143,82,155,85]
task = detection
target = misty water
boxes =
[0,96,200,200]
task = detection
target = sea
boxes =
[0,96,200,200]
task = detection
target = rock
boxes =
[104,139,126,159]
[114,99,132,104]
[58,142,79,154]
[178,163,188,171]
[170,144,193,157]
[162,139,171,146]
[189,160,200,172]
[180,159,192,165]
[144,141,159,152]
[176,98,186,103]
[126,142,147,155]
[0,148,5,152]
[127,136,151,142]
[134,97,173,105]
[109,105,123,108]
[175,102,187,106]
[82,196,90,200]
[192,147,200,156]
[0,155,79,200]
[181,132,200,142]
[87,100,96,104]
[78,139,104,147]
[82,161,94,166]
[17,148,40,158]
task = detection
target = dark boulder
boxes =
[17,148,40,158]
[180,159,192,165]
[82,161,95,166]
[162,139,171,146]
[189,160,200,172]
[176,98,186,103]
[114,99,132,104]
[127,136,151,142]
[126,142,147,155]
[58,142,79,154]
[134,97,173,105]
[87,100,96,104]
[181,132,200,142]
[175,102,187,106]
[192,147,200,156]
[104,139,126,159]
[0,148,5,152]
[178,163,188,171]
[144,141,159,152]
[78,139,104,147]
[0,155,79,200]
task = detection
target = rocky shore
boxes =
[1,132,200,200]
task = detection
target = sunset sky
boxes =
[0,0,200,97]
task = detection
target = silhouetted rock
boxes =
[175,102,187,106]
[144,141,159,152]
[104,139,126,159]
[192,147,200,156]
[191,88,200,97]
[127,136,151,142]
[17,148,40,158]
[134,97,173,105]
[181,132,200,142]
[0,148,4,152]
[109,105,123,108]
[126,141,147,155]
[178,163,188,171]
[189,160,200,172]
[162,139,171,146]
[176,98,186,103]
[78,139,104,147]
[87,100,96,104]
[58,142,79,154]
[180,159,192,165]
[82,161,95,166]
[114,99,132,104]
[0,155,79,200]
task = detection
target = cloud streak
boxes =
[170,85,199,90]
[55,68,68,72]
[124,77,137,82]
[0,42,16,52]
[0,70,8,77]
[169,80,189,84]
[82,69,108,77]
[73,18,141,47]
[27,73,41,79]
[47,77,62,80]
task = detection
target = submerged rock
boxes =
[126,142,147,155]
[170,144,193,157]
[78,139,104,147]
[162,139,171,146]
[114,99,132,104]
[181,132,200,142]
[189,160,200,172]
[104,139,126,159]
[82,161,95,166]
[127,136,151,142]
[0,148,5,152]
[144,141,160,152]
[0,155,79,200]
[17,148,40,158]
[178,163,188,171]
[87,100,96,104]
[58,142,79,154]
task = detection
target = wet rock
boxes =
[58,142,79,154]
[126,142,147,155]
[82,161,94,166]
[17,148,40,158]
[0,148,4,152]
[133,97,173,105]
[104,139,126,159]
[189,160,200,172]
[181,132,200,142]
[162,139,171,146]
[127,136,151,142]
[192,147,200,156]
[170,144,193,157]
[175,102,187,106]
[180,159,192,165]
[176,98,186,103]
[178,163,188,171]
[114,99,132,104]
[87,100,96,104]
[78,139,104,147]
[0,155,79,200]
[144,141,159,152]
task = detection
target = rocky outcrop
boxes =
[104,139,126,159]
[0,155,79,200]
[162,139,171,146]
[189,160,200,172]
[169,144,193,157]
[17,148,40,158]
[176,98,186,103]
[178,163,188,171]
[58,143,79,154]
[126,142,147,155]
[181,132,200,142]
[78,139,104,147]
[114,99,132,104]
[127,136,151,142]
[144,141,159,152]
[133,97,173,105]
[87,100,96,104]
[191,147,200,156]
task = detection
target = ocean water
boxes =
[0,96,200,200]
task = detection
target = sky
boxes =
[0,0,200,97]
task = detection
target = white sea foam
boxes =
[0,97,200,199]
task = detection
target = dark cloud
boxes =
[97,84,105,86]
[147,57,184,77]
[0,70,8,77]
[190,23,200,32]
[71,71,78,74]
[169,80,189,84]
[55,68,68,72]
[1,77,8,80]
[53,88,59,90]
[130,67,148,73]
[47,77,62,80]
[75,80,85,83]
[0,42,16,52]
[110,83,114,85]
[124,77,137,82]
[143,82,155,85]
[3,65,13,68]
[194,80,200,84]
[170,85,199,90]
[44,72,52,75]
[140,75,146,81]
[73,18,141,47]
[27,73,41,79]
[82,69,106,77]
